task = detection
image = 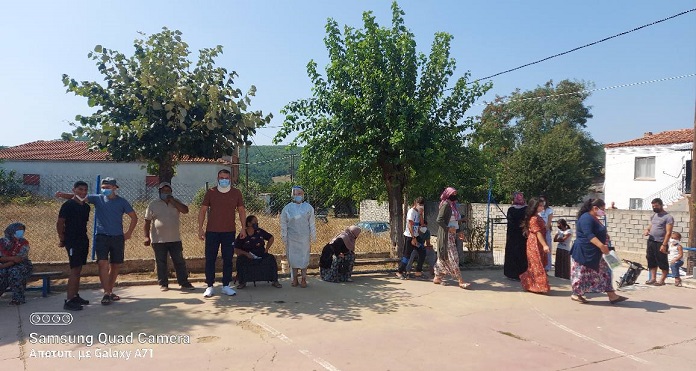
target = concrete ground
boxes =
[1,265,694,371]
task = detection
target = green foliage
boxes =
[472,80,603,205]
[242,145,300,185]
[274,2,490,251]
[191,186,207,207]
[63,28,272,182]
[0,168,30,204]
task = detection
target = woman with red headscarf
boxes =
[434,187,471,289]
[0,222,34,305]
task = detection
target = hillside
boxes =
[242,145,302,185]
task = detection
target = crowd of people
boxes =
[0,174,686,309]
[504,193,683,304]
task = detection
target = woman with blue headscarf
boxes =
[280,186,316,288]
[0,222,33,305]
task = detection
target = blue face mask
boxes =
[102,188,113,196]
[293,195,304,203]
[14,230,25,239]
[218,179,231,188]
[159,192,172,201]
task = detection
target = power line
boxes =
[462,7,696,87]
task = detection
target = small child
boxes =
[667,232,684,287]
[553,219,572,279]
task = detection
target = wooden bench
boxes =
[27,271,62,297]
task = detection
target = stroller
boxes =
[617,259,646,288]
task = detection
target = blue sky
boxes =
[1,0,694,148]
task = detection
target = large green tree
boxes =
[63,28,271,182]
[274,2,490,252]
[473,80,603,205]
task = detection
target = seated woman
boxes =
[234,215,282,289]
[0,222,33,305]
[319,226,361,283]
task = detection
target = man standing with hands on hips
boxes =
[643,198,674,286]
[198,169,246,298]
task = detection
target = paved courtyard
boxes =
[1,266,694,371]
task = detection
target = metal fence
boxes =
[0,174,392,263]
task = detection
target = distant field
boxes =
[0,201,393,262]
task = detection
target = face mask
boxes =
[218,179,231,188]
[448,195,457,201]
[102,188,113,197]
[159,192,172,201]
[416,205,424,212]
[419,226,427,233]
[652,207,661,213]
[596,209,605,217]
[251,223,259,230]
[74,195,87,202]
[669,238,679,246]
[14,230,25,239]
[293,195,304,203]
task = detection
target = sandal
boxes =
[236,283,247,290]
[674,279,682,287]
[291,279,299,287]
[271,281,282,288]
[433,278,442,285]
[101,294,112,305]
[610,295,628,304]
[459,282,471,290]
[571,295,588,304]
[644,279,656,285]
[110,293,120,301]
[653,281,665,286]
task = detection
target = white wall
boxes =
[604,144,690,209]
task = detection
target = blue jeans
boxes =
[204,232,235,286]
[670,259,684,278]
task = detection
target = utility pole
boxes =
[689,95,696,252]
[245,144,249,190]
[290,153,295,183]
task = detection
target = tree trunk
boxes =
[158,155,176,183]
[382,165,406,259]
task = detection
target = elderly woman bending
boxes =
[0,223,34,305]
[320,226,361,283]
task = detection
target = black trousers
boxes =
[152,241,190,287]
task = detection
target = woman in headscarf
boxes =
[280,186,316,288]
[319,226,361,283]
[504,192,528,280]
[570,198,627,304]
[0,222,34,305]
[519,198,550,293]
[434,187,471,289]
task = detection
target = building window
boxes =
[23,174,40,186]
[629,198,643,210]
[634,156,655,180]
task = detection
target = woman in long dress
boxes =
[0,222,33,305]
[280,186,316,288]
[320,226,361,283]
[504,192,527,280]
[519,198,550,293]
[570,198,627,304]
[434,187,471,289]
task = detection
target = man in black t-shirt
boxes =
[57,181,92,311]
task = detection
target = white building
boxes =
[604,129,692,210]
[0,140,237,202]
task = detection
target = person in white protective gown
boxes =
[280,186,316,288]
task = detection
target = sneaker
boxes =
[180,283,195,291]
[73,294,89,305]
[203,286,214,298]
[221,285,237,296]
[64,299,83,311]
[160,285,169,292]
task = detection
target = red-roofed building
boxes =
[0,140,237,202]
[604,129,692,210]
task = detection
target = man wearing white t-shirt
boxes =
[397,197,425,278]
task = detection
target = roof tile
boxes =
[604,128,693,148]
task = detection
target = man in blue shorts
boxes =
[58,177,138,305]
[56,181,92,311]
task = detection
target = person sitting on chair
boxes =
[234,215,282,289]
[319,226,361,283]
[0,223,33,305]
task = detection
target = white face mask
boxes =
[419,226,427,233]
[74,195,87,202]
[669,238,679,246]
[416,205,424,212]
